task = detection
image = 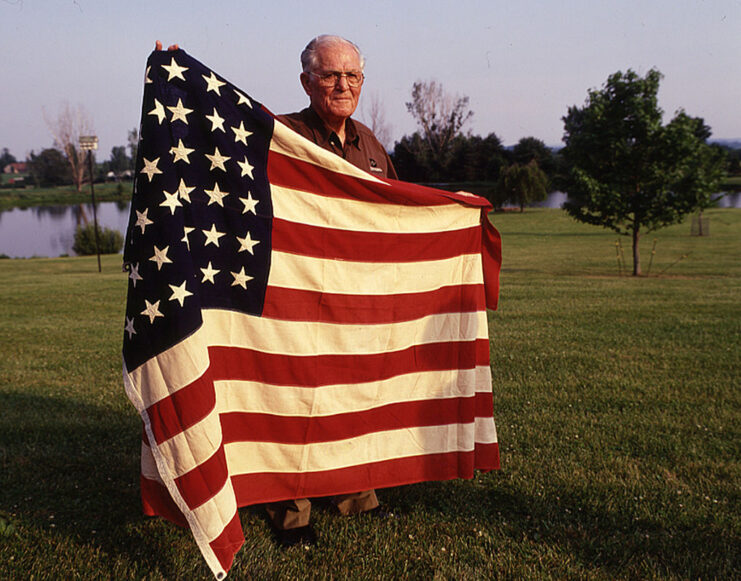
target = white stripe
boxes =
[215,366,493,417]
[202,308,488,356]
[475,416,498,444]
[272,184,479,233]
[269,251,484,295]
[224,422,481,475]
[271,120,385,183]
[155,408,222,475]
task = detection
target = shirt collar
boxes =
[305,107,360,150]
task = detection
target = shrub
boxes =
[72,224,124,255]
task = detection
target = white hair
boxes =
[300,35,365,73]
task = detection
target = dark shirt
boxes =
[277,107,397,180]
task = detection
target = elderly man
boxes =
[265,34,396,548]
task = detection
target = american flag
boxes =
[123,49,502,579]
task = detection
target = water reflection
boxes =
[0,202,131,258]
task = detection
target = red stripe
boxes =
[262,284,485,323]
[146,370,215,444]
[268,151,491,208]
[208,339,490,387]
[141,474,188,527]
[232,445,500,506]
[272,218,481,262]
[209,512,244,573]
[175,445,229,510]
[221,393,494,445]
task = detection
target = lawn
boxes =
[0,181,132,211]
[0,208,738,579]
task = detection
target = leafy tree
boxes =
[109,146,130,175]
[513,137,555,179]
[405,80,473,176]
[127,127,139,171]
[27,148,71,187]
[561,69,726,275]
[44,102,94,192]
[73,224,124,255]
[0,148,17,169]
[495,161,548,211]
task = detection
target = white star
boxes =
[205,108,226,133]
[128,262,143,287]
[240,192,259,215]
[160,189,182,215]
[135,209,153,233]
[236,231,260,255]
[182,226,195,250]
[203,72,226,95]
[237,156,254,179]
[231,121,253,145]
[162,57,188,81]
[125,316,137,339]
[141,157,162,182]
[168,280,193,307]
[230,267,253,289]
[205,147,230,172]
[149,245,172,270]
[235,90,252,108]
[201,261,220,284]
[168,99,193,124]
[177,178,196,203]
[202,224,226,247]
[144,66,153,84]
[204,182,229,207]
[141,299,165,324]
[170,139,195,163]
[148,99,166,124]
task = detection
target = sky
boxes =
[2,0,740,161]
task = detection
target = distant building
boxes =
[3,162,28,174]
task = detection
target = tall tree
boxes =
[360,92,392,151]
[561,69,725,275]
[109,146,130,175]
[44,103,94,192]
[513,137,555,178]
[0,148,17,169]
[495,161,548,211]
[405,80,473,175]
[127,127,139,171]
[27,148,71,187]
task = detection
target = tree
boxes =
[0,148,17,169]
[361,92,392,151]
[561,69,726,275]
[27,148,71,187]
[44,103,94,192]
[513,137,555,179]
[127,127,139,171]
[109,146,129,176]
[405,80,473,175]
[495,161,548,211]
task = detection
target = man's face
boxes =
[301,41,362,127]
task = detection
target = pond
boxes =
[0,192,739,259]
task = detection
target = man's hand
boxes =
[154,40,179,51]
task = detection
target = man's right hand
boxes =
[154,40,179,51]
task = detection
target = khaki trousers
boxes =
[265,489,378,530]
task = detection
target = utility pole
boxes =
[79,135,101,272]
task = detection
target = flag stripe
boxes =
[261,284,486,323]
[271,217,481,262]
[271,184,481,233]
[215,366,493,418]
[269,251,483,295]
[208,339,491,387]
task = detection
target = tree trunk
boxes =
[632,223,641,276]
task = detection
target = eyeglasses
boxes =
[310,71,364,88]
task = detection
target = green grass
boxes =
[0,182,132,211]
[1,208,739,579]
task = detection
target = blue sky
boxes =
[2,0,740,160]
